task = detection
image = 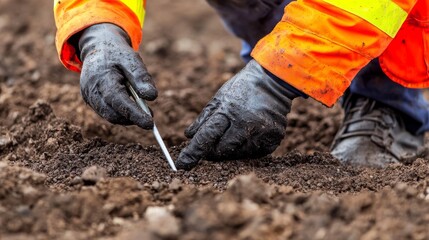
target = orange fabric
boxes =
[54,0,144,72]
[380,0,429,88]
[252,0,419,107]
[391,0,418,12]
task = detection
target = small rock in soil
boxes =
[172,38,203,55]
[145,206,180,238]
[169,178,182,192]
[81,165,107,185]
[226,174,273,204]
[145,38,169,55]
[0,134,12,148]
[151,181,161,191]
[70,176,83,186]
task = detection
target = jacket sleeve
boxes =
[251,0,418,107]
[54,0,146,72]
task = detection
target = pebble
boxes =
[145,38,169,55]
[172,38,203,55]
[151,181,161,190]
[70,176,83,186]
[145,207,180,238]
[169,178,182,192]
[81,165,107,185]
[0,135,12,147]
[0,161,7,168]
[113,217,125,226]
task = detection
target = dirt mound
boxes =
[3,102,428,196]
[165,175,429,240]
[2,160,429,240]
[0,163,150,238]
[2,101,428,239]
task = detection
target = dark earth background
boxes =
[1,0,429,239]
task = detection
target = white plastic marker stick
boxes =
[126,82,177,172]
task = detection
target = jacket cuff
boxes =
[54,0,144,72]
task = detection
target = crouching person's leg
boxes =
[330,59,428,167]
[207,0,290,62]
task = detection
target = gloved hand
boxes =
[79,23,157,129]
[176,60,299,170]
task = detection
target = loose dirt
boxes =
[1,0,429,239]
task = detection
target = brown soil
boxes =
[1,0,429,239]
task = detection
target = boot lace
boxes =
[331,95,399,149]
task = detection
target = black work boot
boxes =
[330,93,425,168]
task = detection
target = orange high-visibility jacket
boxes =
[54,0,146,72]
[54,0,429,107]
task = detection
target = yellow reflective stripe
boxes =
[322,0,408,37]
[120,0,145,27]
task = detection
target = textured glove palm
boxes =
[79,23,157,129]
[176,60,297,170]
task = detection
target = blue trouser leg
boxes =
[211,0,429,135]
[208,0,289,61]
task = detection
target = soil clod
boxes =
[81,165,108,185]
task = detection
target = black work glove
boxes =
[79,23,157,129]
[176,60,299,170]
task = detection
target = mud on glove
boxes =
[176,60,300,170]
[79,23,157,129]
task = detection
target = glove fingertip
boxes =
[176,150,200,170]
[138,83,158,101]
[136,116,154,130]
